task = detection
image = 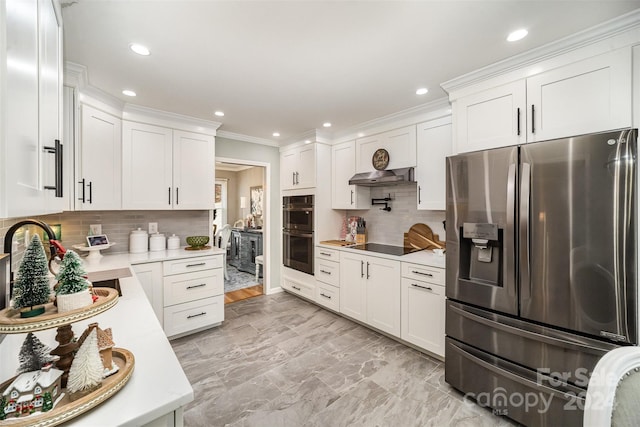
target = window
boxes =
[10,390,18,399]
[34,397,43,407]
[5,402,16,413]
[34,386,42,394]
[53,386,58,397]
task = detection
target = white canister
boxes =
[149,233,166,251]
[129,228,149,253]
[167,234,180,250]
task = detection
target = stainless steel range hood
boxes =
[348,167,415,186]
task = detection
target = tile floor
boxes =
[171,292,518,427]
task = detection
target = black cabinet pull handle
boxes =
[320,252,332,257]
[292,285,301,291]
[187,283,207,289]
[176,187,179,205]
[531,105,535,134]
[517,108,521,136]
[43,140,63,197]
[78,178,86,202]
[366,262,370,279]
[292,172,295,186]
[320,269,331,275]
[168,187,171,205]
[320,293,332,299]
[351,190,354,205]
[411,283,433,291]
[88,181,92,204]
[360,260,364,278]
[187,312,206,319]
[412,270,433,277]
[418,186,422,204]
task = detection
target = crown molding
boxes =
[216,130,280,147]
[122,104,221,135]
[64,61,88,89]
[442,8,640,94]
[331,97,452,144]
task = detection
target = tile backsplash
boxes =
[343,185,446,247]
[0,210,211,258]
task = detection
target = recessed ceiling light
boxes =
[273,132,280,137]
[129,43,150,56]
[122,90,136,97]
[214,111,224,117]
[416,88,428,95]
[507,29,528,42]
[358,132,365,138]
[323,122,332,128]
[304,140,311,144]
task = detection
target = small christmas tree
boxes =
[12,234,51,316]
[0,395,6,420]
[55,250,89,295]
[41,392,53,412]
[67,329,103,399]
[16,332,57,375]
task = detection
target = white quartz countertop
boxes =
[318,242,446,269]
[0,251,203,425]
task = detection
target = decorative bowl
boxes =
[186,235,210,247]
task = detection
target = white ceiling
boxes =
[61,1,640,143]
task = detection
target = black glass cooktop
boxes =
[351,243,422,256]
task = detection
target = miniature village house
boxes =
[2,365,63,417]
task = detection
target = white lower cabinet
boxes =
[340,252,400,337]
[315,246,340,311]
[134,255,225,338]
[401,262,446,357]
[132,262,164,326]
[282,274,315,300]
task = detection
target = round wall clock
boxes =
[372,148,390,170]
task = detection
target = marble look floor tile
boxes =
[172,292,526,427]
[228,376,340,427]
[316,348,389,393]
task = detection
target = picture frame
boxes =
[250,186,263,217]
[86,234,109,247]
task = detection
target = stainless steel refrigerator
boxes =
[445,128,637,426]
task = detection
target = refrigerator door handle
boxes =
[520,162,531,300]
[506,163,517,297]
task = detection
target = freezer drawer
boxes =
[446,301,619,386]
[445,338,585,427]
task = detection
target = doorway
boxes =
[215,160,267,304]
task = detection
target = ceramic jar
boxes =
[167,234,180,250]
[129,228,148,253]
[149,233,166,251]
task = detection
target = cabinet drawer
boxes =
[163,255,222,276]
[315,282,340,312]
[163,269,223,307]
[282,277,315,300]
[163,295,224,338]
[401,263,444,286]
[316,247,340,261]
[315,259,340,287]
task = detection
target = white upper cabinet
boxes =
[0,0,63,218]
[526,48,632,142]
[452,47,633,153]
[331,140,370,209]
[416,117,452,211]
[122,122,215,210]
[355,125,416,173]
[172,130,215,210]
[280,144,316,190]
[77,105,122,210]
[454,81,526,153]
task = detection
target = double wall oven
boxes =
[283,195,314,275]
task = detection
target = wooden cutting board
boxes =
[406,223,445,250]
[320,240,353,247]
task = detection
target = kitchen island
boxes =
[0,251,207,426]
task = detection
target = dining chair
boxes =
[217,224,232,280]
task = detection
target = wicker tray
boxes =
[0,288,119,334]
[0,348,134,426]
